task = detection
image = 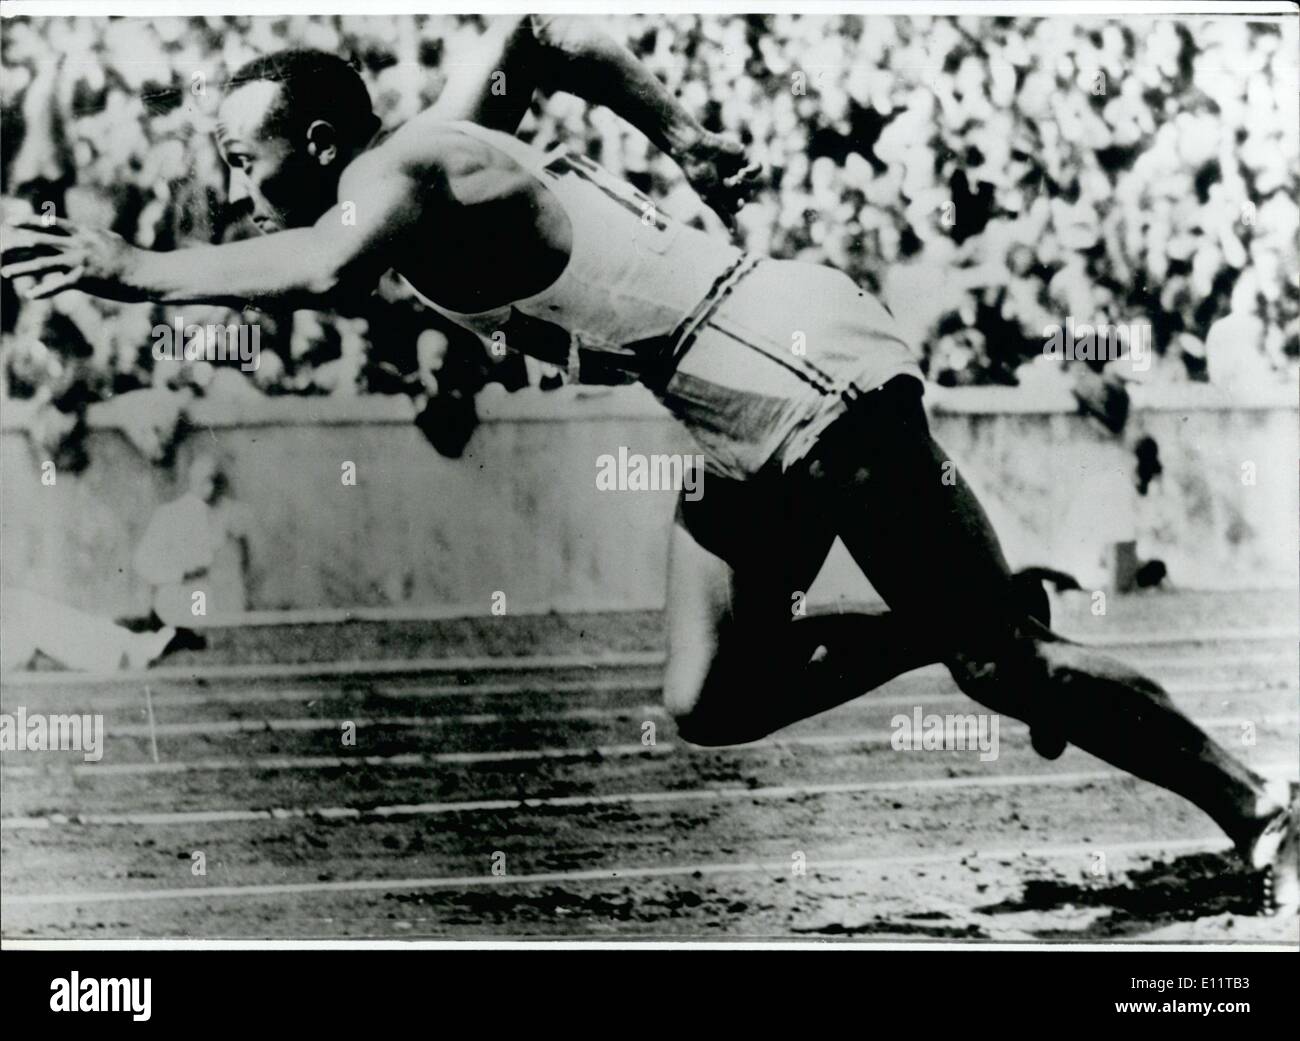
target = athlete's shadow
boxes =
[974,850,1265,938]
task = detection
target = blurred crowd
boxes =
[1,13,1296,465]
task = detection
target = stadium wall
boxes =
[1,382,1295,622]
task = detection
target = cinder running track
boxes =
[3,591,1297,943]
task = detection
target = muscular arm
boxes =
[1,16,755,304]
[1,154,423,308]
[432,16,700,152]
[531,16,712,159]
[429,15,760,220]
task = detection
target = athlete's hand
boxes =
[676,130,764,228]
[1,216,146,301]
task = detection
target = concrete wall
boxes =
[1,381,1295,621]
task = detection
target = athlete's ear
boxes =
[304,119,339,167]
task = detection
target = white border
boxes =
[1,0,1296,955]
[4,939,1296,951]
[1,1,1297,17]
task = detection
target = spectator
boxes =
[133,453,253,628]
[2,13,1295,437]
[0,587,175,672]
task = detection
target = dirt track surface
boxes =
[2,590,1298,943]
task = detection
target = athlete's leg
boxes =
[664,468,940,746]
[808,377,1288,851]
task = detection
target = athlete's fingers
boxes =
[1,247,67,271]
[707,134,745,159]
[723,162,765,193]
[0,227,63,255]
[1,237,73,275]
[1,255,73,279]
[5,215,74,235]
[24,265,84,299]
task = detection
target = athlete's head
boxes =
[217,49,380,233]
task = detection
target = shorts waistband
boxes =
[641,252,763,394]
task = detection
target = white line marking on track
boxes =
[100,704,669,738]
[3,676,1290,738]
[3,677,661,711]
[3,713,1294,778]
[4,659,1292,718]
[2,744,674,777]
[1,631,1292,687]
[1,836,1234,907]
[1111,651,1296,669]
[1067,627,1296,647]
[4,761,1293,831]
[0,653,665,687]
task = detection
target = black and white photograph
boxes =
[0,0,1297,958]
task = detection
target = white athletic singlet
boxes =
[407,121,922,481]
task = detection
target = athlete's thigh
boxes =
[663,466,835,717]
[811,380,1018,646]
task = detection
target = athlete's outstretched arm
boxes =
[427,15,761,221]
[1,154,420,307]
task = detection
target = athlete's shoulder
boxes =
[380,113,519,174]
[333,118,479,200]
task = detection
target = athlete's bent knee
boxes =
[667,663,774,747]
[947,638,1075,760]
[663,659,729,744]
[946,638,1050,717]
[672,703,771,747]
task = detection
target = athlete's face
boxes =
[216,81,337,233]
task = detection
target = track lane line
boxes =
[0,652,663,688]
[3,712,1295,778]
[1,630,1292,688]
[4,676,1291,741]
[4,760,1294,831]
[0,836,1236,907]
[4,659,1292,713]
